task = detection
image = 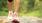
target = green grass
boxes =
[19,10,42,18]
[0,11,8,16]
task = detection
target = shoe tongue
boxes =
[14,12,18,14]
[14,12,18,17]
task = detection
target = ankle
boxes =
[14,12,18,14]
[14,12,18,17]
[8,11,13,16]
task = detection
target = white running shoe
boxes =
[7,12,13,21]
[13,12,19,21]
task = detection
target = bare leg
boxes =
[13,0,20,17]
[12,0,20,22]
[14,0,20,13]
[7,0,13,21]
[8,1,12,11]
[7,0,13,16]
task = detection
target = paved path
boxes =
[0,16,42,23]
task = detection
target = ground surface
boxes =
[0,16,42,23]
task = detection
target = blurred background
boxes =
[0,0,42,18]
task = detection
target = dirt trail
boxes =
[0,16,42,23]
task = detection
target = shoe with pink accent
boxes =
[12,12,19,23]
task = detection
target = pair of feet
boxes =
[7,12,19,22]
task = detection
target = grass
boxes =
[0,11,8,16]
[19,10,42,18]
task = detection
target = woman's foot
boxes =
[12,12,19,23]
